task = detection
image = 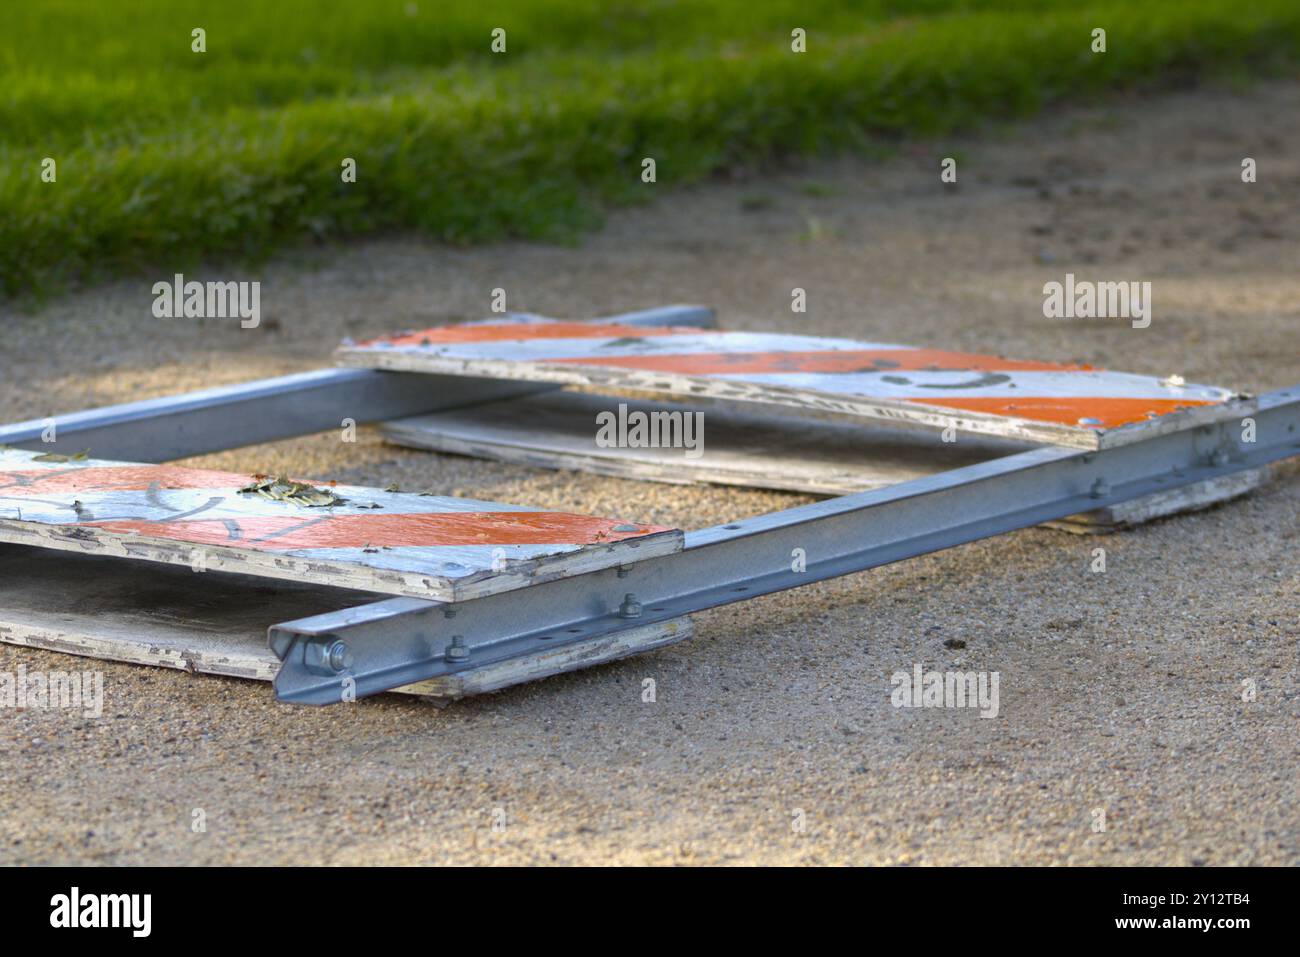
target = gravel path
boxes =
[1,79,1296,865]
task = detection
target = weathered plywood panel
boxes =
[0,545,692,701]
[0,545,362,683]
[0,448,679,601]
[338,315,1251,449]
[1044,467,1270,532]
[384,392,1022,495]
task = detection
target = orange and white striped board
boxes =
[0,448,679,601]
[335,316,1251,448]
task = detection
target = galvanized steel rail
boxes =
[0,305,716,461]
[269,387,1300,704]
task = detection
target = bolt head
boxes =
[619,593,643,618]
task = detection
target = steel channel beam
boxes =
[0,305,715,461]
[270,386,1300,705]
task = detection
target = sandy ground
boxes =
[1,78,1297,865]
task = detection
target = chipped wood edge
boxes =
[0,518,682,602]
[0,610,692,702]
[400,618,693,698]
[1094,396,1258,448]
[1045,466,1271,533]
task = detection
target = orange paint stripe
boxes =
[915,396,1213,429]
[0,465,261,496]
[551,348,1088,375]
[362,322,695,348]
[80,512,669,550]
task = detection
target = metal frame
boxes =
[3,304,1296,706]
[0,305,716,461]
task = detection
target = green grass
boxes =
[3,0,1299,296]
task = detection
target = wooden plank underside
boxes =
[337,316,1252,449]
[381,392,1270,531]
[384,392,1023,494]
[1044,467,1269,532]
[0,448,679,602]
[0,545,692,700]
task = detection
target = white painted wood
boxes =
[338,318,1252,449]
[384,392,1022,494]
[1042,467,1270,532]
[0,545,691,700]
[407,618,692,697]
[0,448,680,601]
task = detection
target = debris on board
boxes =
[237,475,346,508]
[32,449,90,463]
